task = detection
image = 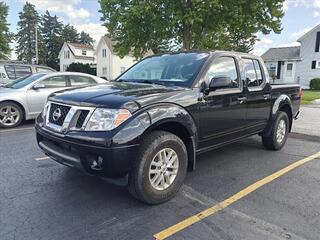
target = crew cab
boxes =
[35,51,301,204]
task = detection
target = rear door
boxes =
[198,54,248,150]
[242,58,271,133]
[68,75,97,87]
[26,75,69,115]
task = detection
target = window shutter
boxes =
[312,61,316,69]
[316,32,320,52]
[276,61,281,79]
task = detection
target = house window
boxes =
[64,51,70,59]
[102,67,108,75]
[82,50,87,56]
[317,61,320,69]
[286,63,293,77]
[102,49,107,57]
[120,67,126,73]
[266,63,277,79]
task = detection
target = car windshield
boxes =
[117,52,209,87]
[3,73,47,89]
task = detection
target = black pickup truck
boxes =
[35,51,301,204]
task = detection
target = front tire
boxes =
[262,111,289,150]
[128,131,188,205]
[0,102,24,128]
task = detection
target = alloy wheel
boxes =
[148,148,179,191]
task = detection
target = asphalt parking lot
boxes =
[1,121,320,240]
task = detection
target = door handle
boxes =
[237,97,247,104]
[263,94,271,100]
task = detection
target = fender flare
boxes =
[112,103,198,170]
[264,94,293,136]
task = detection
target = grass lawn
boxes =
[302,90,320,105]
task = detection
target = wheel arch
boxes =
[145,120,197,171]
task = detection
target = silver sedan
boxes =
[0,72,106,128]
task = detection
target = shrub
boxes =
[66,63,96,76]
[310,78,320,90]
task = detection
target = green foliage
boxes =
[310,78,320,90]
[99,0,285,58]
[16,2,39,63]
[66,62,96,75]
[79,31,94,45]
[0,1,11,59]
[62,24,80,43]
[40,10,64,70]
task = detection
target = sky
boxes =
[3,0,320,59]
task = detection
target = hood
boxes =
[0,87,19,94]
[49,81,188,109]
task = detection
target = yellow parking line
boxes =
[0,127,34,133]
[35,156,50,161]
[154,151,320,240]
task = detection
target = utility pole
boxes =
[35,25,38,64]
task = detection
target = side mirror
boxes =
[32,83,45,90]
[209,76,232,90]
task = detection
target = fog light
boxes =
[90,156,104,170]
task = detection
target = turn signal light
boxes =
[114,109,132,127]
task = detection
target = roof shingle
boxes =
[261,46,301,61]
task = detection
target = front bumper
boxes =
[35,122,139,178]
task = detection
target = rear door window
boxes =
[243,59,264,88]
[69,75,96,87]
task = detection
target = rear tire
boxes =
[128,131,188,205]
[262,111,289,150]
[0,102,24,128]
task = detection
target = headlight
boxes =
[85,108,132,131]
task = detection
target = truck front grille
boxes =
[45,101,94,132]
[76,110,89,129]
[48,103,71,126]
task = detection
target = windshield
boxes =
[4,73,47,89]
[118,52,209,87]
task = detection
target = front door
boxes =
[199,55,247,151]
[27,75,69,116]
[283,62,295,83]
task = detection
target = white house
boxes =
[58,43,95,72]
[262,24,320,88]
[296,24,320,88]
[95,36,137,80]
[261,46,301,84]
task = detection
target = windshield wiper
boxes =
[137,80,165,86]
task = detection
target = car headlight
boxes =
[85,108,132,131]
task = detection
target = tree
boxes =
[0,2,11,59]
[79,31,94,45]
[62,24,80,43]
[16,2,39,63]
[66,62,96,75]
[40,10,64,70]
[99,0,285,58]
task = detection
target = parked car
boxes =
[0,72,106,128]
[35,51,301,204]
[0,60,55,85]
